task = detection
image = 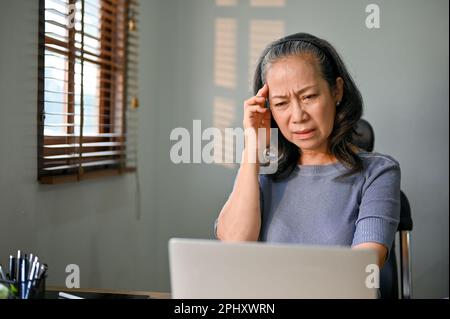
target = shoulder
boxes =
[357,151,401,182]
[358,151,400,169]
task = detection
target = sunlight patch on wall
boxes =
[248,19,285,89]
[213,97,236,168]
[214,18,237,89]
[250,0,285,7]
[216,0,238,6]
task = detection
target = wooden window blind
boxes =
[37,0,139,184]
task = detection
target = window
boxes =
[37,0,139,184]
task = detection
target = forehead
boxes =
[265,55,322,95]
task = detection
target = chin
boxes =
[289,139,320,151]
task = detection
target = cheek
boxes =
[271,111,289,131]
[320,105,336,135]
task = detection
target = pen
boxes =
[17,254,24,298]
[24,254,29,280]
[16,250,21,283]
[28,254,34,269]
[37,263,48,280]
[8,255,15,281]
[33,261,40,284]
[31,262,45,296]
[24,257,38,299]
[0,265,6,281]
[33,262,40,280]
[58,291,84,299]
[19,258,27,299]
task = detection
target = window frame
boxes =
[37,0,136,184]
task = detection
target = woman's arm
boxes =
[216,85,271,242]
[216,157,261,241]
[352,156,401,269]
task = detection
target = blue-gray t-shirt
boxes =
[216,152,401,255]
[258,152,400,254]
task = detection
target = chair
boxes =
[352,119,413,299]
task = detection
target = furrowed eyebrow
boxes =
[269,85,316,100]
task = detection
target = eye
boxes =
[274,101,287,107]
[303,94,318,101]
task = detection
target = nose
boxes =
[291,98,307,123]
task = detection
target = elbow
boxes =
[216,219,260,242]
[352,242,388,269]
[217,229,260,242]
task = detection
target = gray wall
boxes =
[0,0,448,298]
[0,0,161,292]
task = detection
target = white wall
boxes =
[0,0,448,298]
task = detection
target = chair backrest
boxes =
[398,190,413,298]
[399,191,413,231]
[352,118,375,152]
[351,119,413,298]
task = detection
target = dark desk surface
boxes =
[47,286,171,299]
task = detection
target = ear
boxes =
[334,77,344,104]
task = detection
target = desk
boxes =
[47,286,171,299]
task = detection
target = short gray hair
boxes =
[260,40,329,85]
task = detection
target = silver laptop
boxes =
[169,238,379,299]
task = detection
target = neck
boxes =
[298,149,337,165]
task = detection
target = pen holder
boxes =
[1,250,48,299]
[27,275,47,299]
[0,275,46,299]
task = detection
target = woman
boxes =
[215,32,400,269]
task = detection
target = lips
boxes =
[293,129,315,134]
[292,128,316,139]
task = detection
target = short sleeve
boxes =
[352,158,401,257]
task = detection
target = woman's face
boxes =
[266,54,343,154]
